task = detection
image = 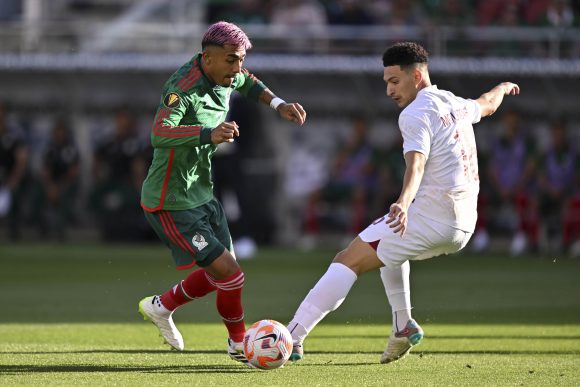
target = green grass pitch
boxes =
[1,243,579,385]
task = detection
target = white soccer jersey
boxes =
[398,85,482,232]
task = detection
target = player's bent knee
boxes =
[332,239,383,275]
[205,249,241,280]
[332,250,364,275]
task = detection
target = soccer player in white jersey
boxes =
[286,42,520,364]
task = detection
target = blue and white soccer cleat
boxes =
[380,319,424,364]
[138,295,184,351]
[288,343,304,362]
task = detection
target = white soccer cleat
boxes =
[227,338,253,367]
[138,295,184,351]
[380,319,424,364]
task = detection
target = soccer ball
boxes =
[243,319,293,370]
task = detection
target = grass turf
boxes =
[1,243,579,385]
[1,324,579,386]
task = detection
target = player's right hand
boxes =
[386,202,408,237]
[211,121,239,144]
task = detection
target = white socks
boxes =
[287,261,412,343]
[380,261,412,332]
[288,263,357,344]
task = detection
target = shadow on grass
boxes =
[2,349,579,356]
[0,364,253,375]
[301,350,580,355]
[315,335,580,340]
[0,349,225,355]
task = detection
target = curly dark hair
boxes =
[382,42,429,68]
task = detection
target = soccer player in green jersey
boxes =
[138,21,306,365]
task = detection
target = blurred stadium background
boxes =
[0,0,579,257]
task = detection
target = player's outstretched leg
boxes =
[380,318,424,364]
[138,295,184,351]
[287,237,381,363]
[287,262,359,362]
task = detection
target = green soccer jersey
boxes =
[141,53,266,212]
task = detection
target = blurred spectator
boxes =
[206,0,234,23]
[271,0,328,52]
[271,0,328,24]
[207,0,270,24]
[471,133,491,252]
[563,195,580,257]
[528,0,577,57]
[303,115,377,239]
[496,1,528,56]
[424,0,476,26]
[0,0,21,21]
[540,0,575,27]
[321,0,375,52]
[423,0,477,55]
[477,0,524,26]
[484,110,539,255]
[537,120,578,251]
[370,132,405,218]
[282,127,328,248]
[324,0,374,25]
[374,0,426,26]
[474,0,527,56]
[91,109,148,241]
[0,102,29,241]
[213,94,275,258]
[34,119,80,241]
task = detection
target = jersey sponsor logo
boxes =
[163,92,181,108]
[192,233,208,251]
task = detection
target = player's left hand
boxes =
[278,103,306,125]
[386,202,408,236]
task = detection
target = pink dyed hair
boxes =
[202,21,252,50]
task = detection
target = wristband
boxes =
[270,97,285,110]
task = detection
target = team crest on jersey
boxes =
[192,233,208,251]
[163,92,181,108]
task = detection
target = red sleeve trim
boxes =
[140,148,175,212]
[152,130,201,138]
[152,108,202,138]
[155,127,201,133]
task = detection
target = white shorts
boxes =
[359,205,472,269]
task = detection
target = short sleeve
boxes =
[467,99,482,124]
[399,113,431,158]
